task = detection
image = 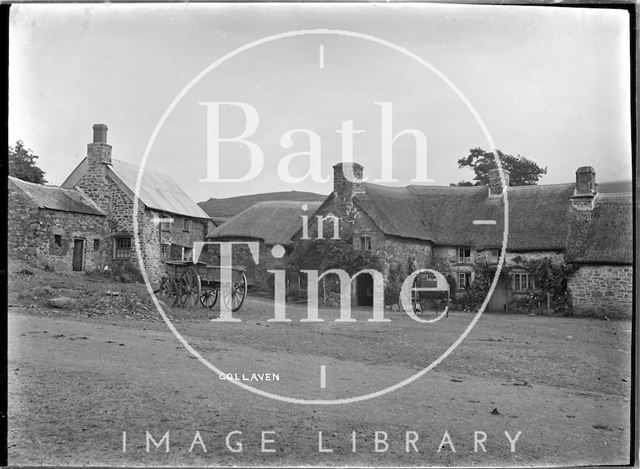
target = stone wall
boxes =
[384,236,432,275]
[568,265,632,319]
[8,184,108,272]
[76,162,209,284]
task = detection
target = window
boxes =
[161,243,169,260]
[513,272,533,291]
[457,272,471,290]
[457,247,471,263]
[114,237,132,259]
[183,219,191,232]
[359,235,372,251]
[54,235,62,246]
[182,247,193,261]
[489,248,502,263]
[93,239,100,250]
[159,218,172,231]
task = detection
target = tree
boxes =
[9,140,46,184]
[453,147,547,186]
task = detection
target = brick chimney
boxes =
[571,166,598,210]
[487,168,510,197]
[87,123,112,166]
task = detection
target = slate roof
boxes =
[62,158,210,220]
[565,193,633,264]
[207,201,323,246]
[9,176,105,216]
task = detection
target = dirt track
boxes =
[8,297,631,466]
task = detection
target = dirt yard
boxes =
[7,260,632,466]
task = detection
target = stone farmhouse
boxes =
[209,162,632,318]
[8,176,108,272]
[60,124,213,282]
[315,162,632,317]
[9,124,213,282]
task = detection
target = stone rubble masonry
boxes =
[568,265,632,319]
[72,142,210,283]
[8,183,108,272]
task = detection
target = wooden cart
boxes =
[158,260,248,312]
[411,270,450,317]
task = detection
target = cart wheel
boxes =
[199,288,219,308]
[222,272,247,312]
[167,278,181,307]
[178,267,201,308]
[158,277,170,298]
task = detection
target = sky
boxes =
[9,3,632,201]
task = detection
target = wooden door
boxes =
[72,239,84,271]
[487,277,509,312]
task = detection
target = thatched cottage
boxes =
[214,162,631,317]
[309,162,632,317]
[8,176,108,272]
[207,200,322,289]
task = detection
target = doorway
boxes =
[356,273,374,306]
[487,277,509,312]
[72,239,84,272]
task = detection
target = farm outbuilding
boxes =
[8,176,108,272]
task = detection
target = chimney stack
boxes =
[87,123,112,166]
[333,162,364,196]
[571,166,598,210]
[332,162,365,219]
[487,168,510,197]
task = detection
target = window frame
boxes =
[160,243,169,260]
[512,272,533,291]
[457,272,471,291]
[183,218,191,233]
[489,248,502,263]
[359,235,373,251]
[457,247,471,263]
[113,237,132,259]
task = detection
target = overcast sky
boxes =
[9,3,631,201]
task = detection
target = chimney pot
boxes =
[88,123,112,166]
[571,166,597,211]
[92,124,108,144]
[575,166,597,195]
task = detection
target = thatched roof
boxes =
[207,201,322,246]
[199,191,326,220]
[566,193,633,264]
[62,158,210,220]
[9,176,105,216]
[351,182,576,251]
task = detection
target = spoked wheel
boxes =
[164,277,180,307]
[178,267,201,307]
[199,288,219,308]
[221,273,247,312]
[158,277,171,297]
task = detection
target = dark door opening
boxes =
[487,277,509,312]
[356,274,374,307]
[72,239,84,271]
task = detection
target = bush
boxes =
[107,262,143,283]
[285,282,306,302]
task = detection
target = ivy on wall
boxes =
[460,257,575,315]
